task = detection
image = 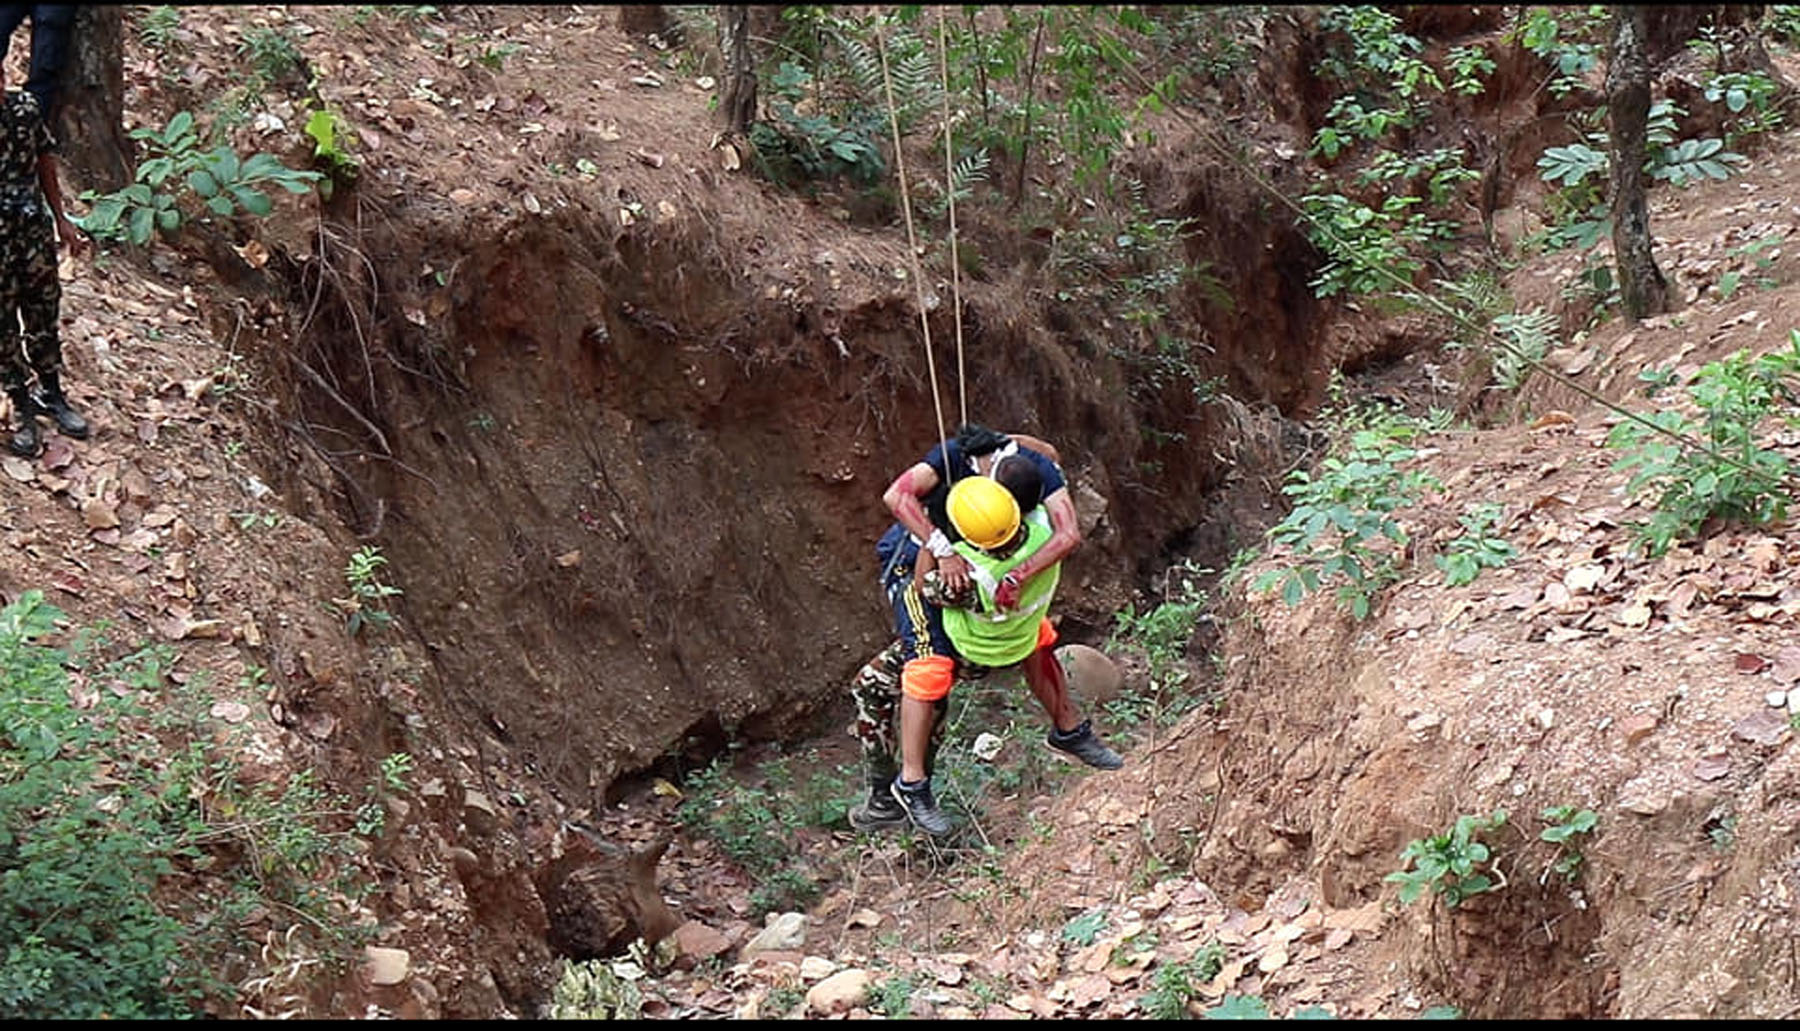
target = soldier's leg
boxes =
[0,226,41,458]
[16,221,84,439]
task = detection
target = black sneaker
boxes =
[848,789,908,832]
[889,776,953,836]
[1048,720,1123,770]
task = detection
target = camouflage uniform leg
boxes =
[0,211,36,397]
[848,639,905,785]
[14,212,62,383]
[848,639,950,784]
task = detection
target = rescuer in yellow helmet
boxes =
[847,426,1121,836]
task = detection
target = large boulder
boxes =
[1056,644,1125,705]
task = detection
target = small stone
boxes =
[1617,713,1658,746]
[364,946,410,986]
[799,955,836,981]
[462,790,499,835]
[740,912,806,961]
[1766,690,1789,708]
[806,968,871,1015]
[671,920,733,967]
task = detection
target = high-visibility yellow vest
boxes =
[942,507,1059,667]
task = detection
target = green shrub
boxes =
[1607,335,1800,556]
[1254,415,1441,619]
[0,591,199,1018]
[74,111,323,247]
[1386,809,1508,909]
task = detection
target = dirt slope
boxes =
[9,3,1800,1020]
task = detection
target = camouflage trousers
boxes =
[846,638,948,785]
[0,204,64,395]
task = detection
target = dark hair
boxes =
[992,453,1044,512]
[953,423,1009,457]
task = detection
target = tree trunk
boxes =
[1606,6,1670,320]
[55,6,130,194]
[717,5,756,135]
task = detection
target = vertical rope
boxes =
[876,24,951,473]
[937,8,967,428]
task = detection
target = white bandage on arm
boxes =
[925,528,956,558]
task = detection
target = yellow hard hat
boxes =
[946,475,1021,550]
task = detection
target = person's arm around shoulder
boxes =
[883,455,972,594]
[1006,432,1060,466]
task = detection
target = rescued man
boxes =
[873,458,1123,836]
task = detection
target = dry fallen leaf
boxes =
[1735,652,1772,675]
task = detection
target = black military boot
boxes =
[848,771,908,832]
[7,386,40,458]
[33,372,88,440]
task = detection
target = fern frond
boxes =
[1490,308,1558,391]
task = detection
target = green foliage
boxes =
[1298,188,1457,299]
[548,945,654,1019]
[1768,5,1800,44]
[1105,559,1209,731]
[343,545,402,636]
[1061,906,1109,946]
[0,593,193,1018]
[748,58,890,188]
[764,982,806,1016]
[1716,232,1783,300]
[137,5,184,53]
[674,749,841,920]
[302,105,360,186]
[1254,410,1442,619]
[0,592,391,1018]
[1205,993,1273,1019]
[1487,307,1559,391]
[238,25,305,90]
[1140,941,1225,1019]
[1435,503,1516,588]
[870,972,921,1017]
[1532,97,1747,256]
[74,111,323,247]
[1606,335,1800,556]
[1509,6,1608,97]
[1386,809,1509,909]
[1539,805,1598,881]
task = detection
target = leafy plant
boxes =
[1205,993,1273,1019]
[1105,559,1209,731]
[137,5,184,53]
[238,25,305,89]
[74,111,323,246]
[1254,415,1441,619]
[302,105,360,186]
[1386,809,1509,908]
[0,591,389,1018]
[342,545,402,635]
[1140,941,1224,1019]
[674,749,841,920]
[1061,907,1109,947]
[1435,503,1516,587]
[1487,307,1559,391]
[1606,335,1800,556]
[1539,805,1598,881]
[870,972,921,1017]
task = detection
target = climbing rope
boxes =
[876,23,953,474]
[1091,23,1789,490]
